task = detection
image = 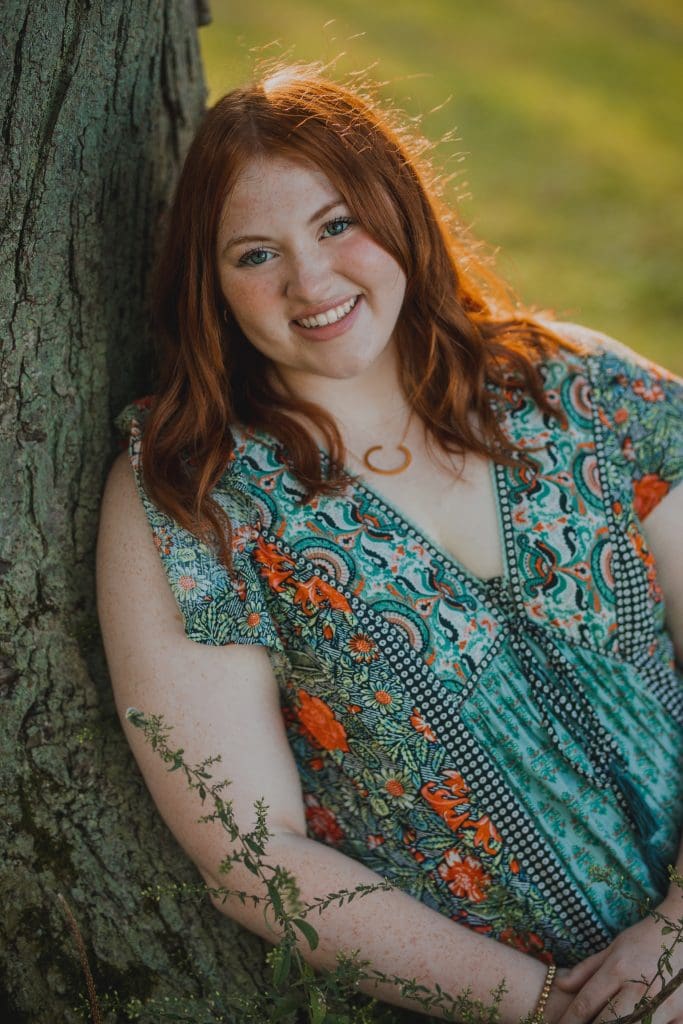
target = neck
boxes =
[268,342,412,441]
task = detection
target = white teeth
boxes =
[296,295,358,329]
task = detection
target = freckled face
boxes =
[215,156,407,388]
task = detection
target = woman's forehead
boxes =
[220,155,343,227]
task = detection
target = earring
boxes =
[222,307,229,323]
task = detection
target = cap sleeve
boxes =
[118,403,284,651]
[590,346,683,521]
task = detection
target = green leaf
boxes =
[267,882,284,918]
[271,944,292,988]
[309,987,327,1024]
[244,835,265,855]
[242,855,259,875]
[293,918,319,950]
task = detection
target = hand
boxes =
[552,911,683,1024]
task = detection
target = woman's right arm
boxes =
[96,452,573,1022]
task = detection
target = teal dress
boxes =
[120,335,683,967]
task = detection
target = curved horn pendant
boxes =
[363,444,412,475]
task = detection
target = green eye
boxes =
[322,216,354,238]
[239,248,275,267]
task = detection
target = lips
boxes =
[290,294,363,342]
[293,295,360,329]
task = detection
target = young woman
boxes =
[96,64,683,1022]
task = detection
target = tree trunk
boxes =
[0,3,265,1020]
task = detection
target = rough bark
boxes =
[0,3,265,1021]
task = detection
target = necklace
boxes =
[345,408,414,476]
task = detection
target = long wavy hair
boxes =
[142,62,570,573]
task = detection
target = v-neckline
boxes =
[320,448,510,593]
[238,424,512,597]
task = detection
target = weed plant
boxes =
[64,710,683,1023]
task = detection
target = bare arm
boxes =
[642,482,683,914]
[96,452,572,1021]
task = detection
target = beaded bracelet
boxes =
[531,964,557,1023]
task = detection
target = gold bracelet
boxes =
[531,963,556,1023]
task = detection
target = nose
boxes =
[284,246,332,304]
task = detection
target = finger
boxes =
[555,947,612,992]
[556,971,621,1024]
[594,985,651,1024]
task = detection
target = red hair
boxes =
[142,62,569,573]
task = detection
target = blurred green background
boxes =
[199,0,682,372]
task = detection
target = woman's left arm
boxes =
[645,483,683,666]
[643,482,683,915]
[554,482,683,1023]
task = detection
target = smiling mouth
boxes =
[294,295,360,329]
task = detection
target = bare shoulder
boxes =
[97,449,186,645]
[98,448,162,549]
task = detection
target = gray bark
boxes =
[0,3,265,1020]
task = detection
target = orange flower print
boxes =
[291,575,351,615]
[358,681,402,716]
[633,473,670,521]
[410,707,438,742]
[402,828,426,864]
[465,814,503,856]
[441,770,470,798]
[628,526,661,601]
[231,521,258,554]
[177,575,196,592]
[253,537,296,592]
[500,928,553,964]
[254,540,351,614]
[421,777,470,832]
[373,769,414,808]
[632,378,665,402]
[154,526,173,556]
[246,611,261,629]
[621,436,636,462]
[348,632,379,663]
[437,849,491,903]
[297,690,350,752]
[304,794,344,844]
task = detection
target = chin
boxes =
[316,353,380,380]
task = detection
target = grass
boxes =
[199,0,683,372]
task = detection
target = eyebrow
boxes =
[223,197,346,251]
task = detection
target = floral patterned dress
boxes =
[120,333,683,968]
